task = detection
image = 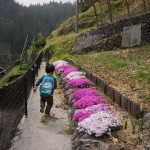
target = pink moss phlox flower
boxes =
[77,111,122,137]
[73,104,112,122]
[55,64,71,73]
[66,78,93,88]
[71,88,99,100]
[73,110,92,122]
[63,67,79,77]
[73,95,109,109]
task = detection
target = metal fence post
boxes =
[38,58,40,69]
[24,76,28,117]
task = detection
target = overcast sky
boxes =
[15,0,75,6]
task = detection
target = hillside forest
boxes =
[0,0,75,66]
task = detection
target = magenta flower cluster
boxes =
[63,67,79,77]
[73,104,112,122]
[73,95,109,109]
[54,60,122,137]
[66,78,93,88]
[71,88,99,100]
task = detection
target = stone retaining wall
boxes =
[72,12,150,53]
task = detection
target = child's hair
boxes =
[45,64,55,74]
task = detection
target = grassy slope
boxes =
[46,32,79,61]
[45,0,150,111]
[44,1,150,148]
[71,45,150,111]
[0,65,26,87]
[46,0,150,61]
[0,47,42,87]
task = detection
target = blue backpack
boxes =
[40,75,54,96]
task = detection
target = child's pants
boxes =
[45,57,50,64]
[40,96,53,114]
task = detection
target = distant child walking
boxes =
[44,49,51,65]
[33,64,57,117]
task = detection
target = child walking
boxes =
[44,49,51,65]
[33,64,57,117]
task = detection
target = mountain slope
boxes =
[0,43,12,68]
[0,0,75,64]
[46,0,150,60]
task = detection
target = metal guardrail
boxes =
[0,52,43,150]
[20,35,36,70]
[20,35,28,64]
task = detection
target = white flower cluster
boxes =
[53,60,68,67]
[78,111,122,137]
[65,71,86,81]
[66,71,86,79]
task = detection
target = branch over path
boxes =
[10,62,71,150]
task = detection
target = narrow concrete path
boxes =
[10,62,71,150]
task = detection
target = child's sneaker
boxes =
[40,105,45,113]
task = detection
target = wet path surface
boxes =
[10,63,71,150]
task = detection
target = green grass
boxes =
[137,70,150,83]
[69,44,150,106]
[71,44,150,83]
[94,52,128,69]
[0,65,26,87]
[145,96,150,102]
[46,32,79,61]
[72,51,128,70]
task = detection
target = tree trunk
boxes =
[107,0,113,23]
[99,0,103,25]
[93,4,99,27]
[124,0,131,17]
[142,0,146,12]
[75,0,79,33]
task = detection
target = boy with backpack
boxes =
[33,64,57,117]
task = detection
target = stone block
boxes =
[122,24,141,47]
[98,141,109,150]
[143,113,150,128]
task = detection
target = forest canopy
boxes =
[0,0,75,58]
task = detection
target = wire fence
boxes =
[0,52,42,150]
